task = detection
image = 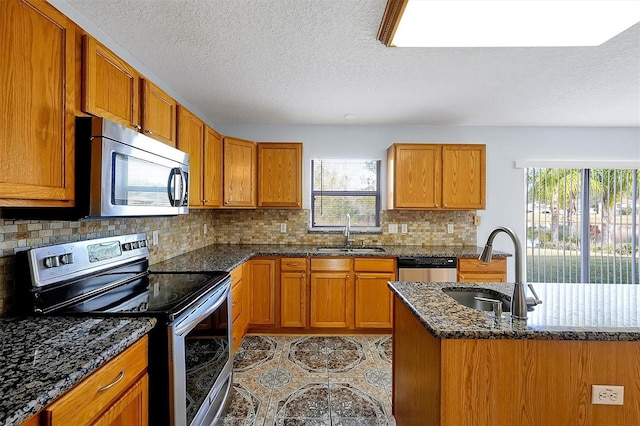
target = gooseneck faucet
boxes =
[479,226,528,320]
[344,213,355,247]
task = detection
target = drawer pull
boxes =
[286,262,299,266]
[232,301,237,307]
[97,370,125,392]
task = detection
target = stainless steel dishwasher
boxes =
[397,256,458,282]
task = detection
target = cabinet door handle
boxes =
[133,124,142,131]
[286,262,299,266]
[97,370,125,392]
[460,275,465,279]
[144,129,153,134]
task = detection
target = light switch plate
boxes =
[280,223,287,233]
[401,224,408,233]
[447,224,454,233]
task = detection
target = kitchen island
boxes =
[389,281,640,426]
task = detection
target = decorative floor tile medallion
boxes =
[259,367,292,388]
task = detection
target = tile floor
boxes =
[217,335,395,425]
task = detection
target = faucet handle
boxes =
[527,284,543,305]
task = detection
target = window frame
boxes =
[310,159,382,229]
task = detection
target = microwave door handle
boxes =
[175,168,187,206]
[167,168,179,206]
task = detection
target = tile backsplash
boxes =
[0,208,476,315]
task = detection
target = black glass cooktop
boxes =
[54,271,229,320]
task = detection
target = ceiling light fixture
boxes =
[378,0,640,47]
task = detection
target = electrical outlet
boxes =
[473,215,482,226]
[401,223,408,234]
[152,231,159,246]
[388,224,398,234]
[447,224,454,234]
[592,385,624,405]
[203,224,208,234]
[280,223,287,233]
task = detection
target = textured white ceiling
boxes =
[59,0,640,127]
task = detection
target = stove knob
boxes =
[44,256,60,268]
[132,241,139,249]
[123,243,131,251]
[60,253,74,265]
[139,240,146,248]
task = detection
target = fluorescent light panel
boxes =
[392,0,640,47]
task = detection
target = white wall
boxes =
[218,124,640,281]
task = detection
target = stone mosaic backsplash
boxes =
[0,208,476,315]
[0,210,217,315]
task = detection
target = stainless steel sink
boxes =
[442,288,510,312]
[316,246,386,254]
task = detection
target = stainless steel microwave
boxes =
[76,116,190,218]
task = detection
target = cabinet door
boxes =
[389,144,441,209]
[176,106,204,207]
[248,259,276,325]
[310,272,353,328]
[223,137,257,207]
[354,272,395,329]
[141,80,176,146]
[83,36,140,130]
[203,126,223,207]
[280,272,307,327]
[0,0,75,206]
[441,144,486,209]
[92,374,148,426]
[258,143,302,208]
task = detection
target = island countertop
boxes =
[150,244,508,273]
[0,316,156,426]
[389,281,640,341]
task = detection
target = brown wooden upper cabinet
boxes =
[83,36,177,146]
[223,137,257,208]
[141,80,177,146]
[387,143,486,210]
[0,0,76,207]
[203,126,224,207]
[177,106,204,208]
[257,143,303,208]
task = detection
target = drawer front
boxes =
[231,281,243,322]
[310,257,352,271]
[458,257,506,273]
[281,257,307,271]
[230,264,243,288]
[354,258,396,273]
[45,336,148,426]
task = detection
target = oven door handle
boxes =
[172,279,230,337]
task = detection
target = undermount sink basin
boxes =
[443,288,510,312]
[316,246,386,254]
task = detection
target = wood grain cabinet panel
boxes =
[83,36,140,130]
[92,375,148,426]
[141,80,176,146]
[354,258,396,329]
[223,137,257,208]
[257,143,302,208]
[176,106,205,208]
[280,258,308,328]
[387,143,485,210]
[441,144,486,209]
[310,258,353,328]
[203,126,223,207]
[0,0,76,206]
[248,259,277,326]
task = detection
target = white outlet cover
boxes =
[280,223,287,233]
[592,385,624,405]
[447,224,454,233]
[401,224,408,233]
[389,224,398,234]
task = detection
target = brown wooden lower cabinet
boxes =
[393,297,640,425]
[354,258,396,329]
[248,258,277,326]
[37,336,149,426]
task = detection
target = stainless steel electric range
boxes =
[19,233,233,426]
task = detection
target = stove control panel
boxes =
[27,233,150,288]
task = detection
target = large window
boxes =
[311,160,381,228]
[526,167,639,284]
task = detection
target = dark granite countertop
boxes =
[389,281,640,341]
[150,244,508,273]
[0,316,156,426]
